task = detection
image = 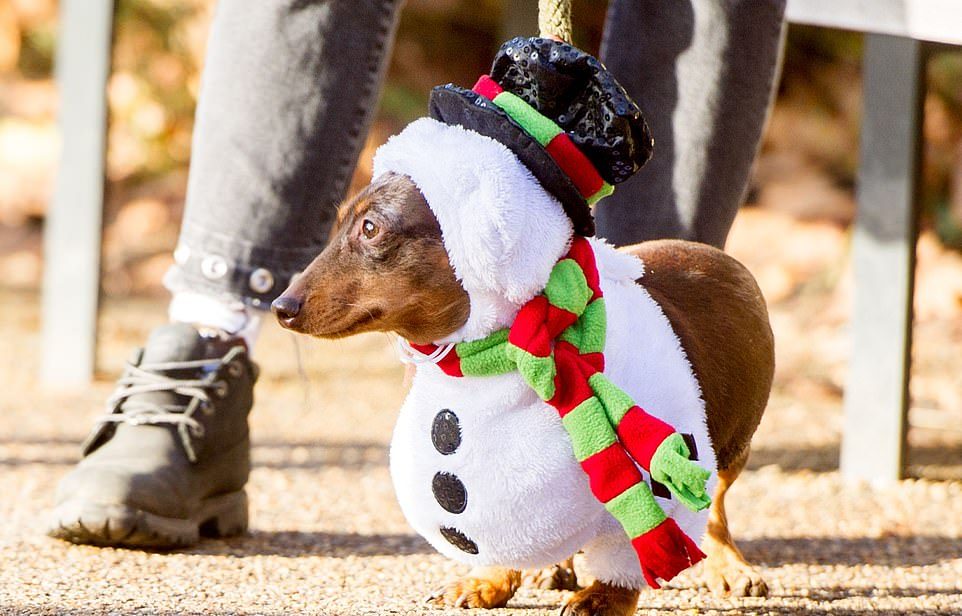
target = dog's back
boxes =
[624,240,774,471]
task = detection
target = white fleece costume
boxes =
[374,118,716,589]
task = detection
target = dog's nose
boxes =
[271,296,302,322]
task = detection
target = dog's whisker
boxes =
[414,294,463,323]
[288,331,313,415]
[344,301,379,324]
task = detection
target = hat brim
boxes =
[429,84,595,237]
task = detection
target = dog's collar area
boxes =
[396,338,455,366]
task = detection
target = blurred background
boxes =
[1,4,961,612]
[1,0,961,476]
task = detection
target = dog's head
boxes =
[274,118,574,344]
[272,172,470,344]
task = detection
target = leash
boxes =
[539,0,573,42]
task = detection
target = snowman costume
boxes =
[374,38,716,590]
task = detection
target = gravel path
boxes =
[2,279,961,615]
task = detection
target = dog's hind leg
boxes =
[560,580,639,616]
[427,566,521,608]
[567,526,642,614]
[701,447,768,597]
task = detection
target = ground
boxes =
[2,209,962,615]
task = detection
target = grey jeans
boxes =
[166,0,786,309]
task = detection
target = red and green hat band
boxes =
[472,75,614,206]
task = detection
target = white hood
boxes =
[372,117,574,342]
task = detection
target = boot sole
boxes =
[47,490,248,549]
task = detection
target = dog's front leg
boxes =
[560,580,639,616]
[427,566,521,608]
[571,526,644,614]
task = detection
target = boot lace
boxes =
[94,347,245,462]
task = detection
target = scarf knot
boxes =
[408,237,711,588]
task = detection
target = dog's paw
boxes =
[522,560,579,591]
[702,553,768,597]
[559,580,639,616]
[426,567,520,609]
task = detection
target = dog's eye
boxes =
[361,219,379,239]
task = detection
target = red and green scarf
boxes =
[409,237,711,588]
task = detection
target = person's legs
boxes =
[595,0,786,249]
[167,0,402,314]
[49,0,403,548]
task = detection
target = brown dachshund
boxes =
[274,172,774,614]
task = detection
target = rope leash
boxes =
[538,0,573,42]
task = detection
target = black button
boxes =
[440,526,478,554]
[432,472,467,514]
[431,410,461,455]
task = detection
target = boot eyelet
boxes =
[227,361,244,378]
[213,380,229,398]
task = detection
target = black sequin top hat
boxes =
[429,36,653,236]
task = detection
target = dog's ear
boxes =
[451,157,573,304]
[373,118,574,306]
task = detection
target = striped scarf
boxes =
[408,237,711,588]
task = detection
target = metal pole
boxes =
[40,0,115,386]
[841,33,924,483]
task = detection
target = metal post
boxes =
[841,34,924,483]
[40,0,115,386]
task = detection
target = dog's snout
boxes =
[271,295,302,323]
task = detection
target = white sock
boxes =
[168,291,263,351]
